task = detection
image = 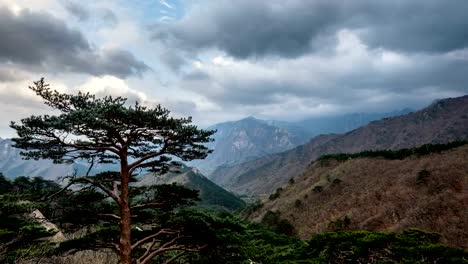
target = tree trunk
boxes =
[119,154,132,264]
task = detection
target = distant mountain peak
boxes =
[237,116,264,124]
[191,167,202,175]
[242,116,259,121]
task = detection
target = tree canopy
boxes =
[10,78,216,264]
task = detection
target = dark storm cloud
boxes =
[339,57,468,94]
[0,7,88,64]
[357,1,468,53]
[152,0,339,58]
[179,47,468,111]
[158,50,189,72]
[89,49,151,78]
[0,7,149,78]
[64,1,90,21]
[151,0,468,58]
[148,0,468,118]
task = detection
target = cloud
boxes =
[0,75,153,137]
[101,8,118,27]
[151,0,468,59]
[0,65,28,82]
[64,1,90,21]
[144,0,468,124]
[78,75,148,104]
[160,0,174,9]
[175,29,467,119]
[1,0,468,136]
[0,7,149,78]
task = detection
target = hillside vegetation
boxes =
[248,143,468,249]
[138,166,245,212]
[1,174,466,263]
[318,140,468,162]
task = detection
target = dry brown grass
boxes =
[251,145,468,249]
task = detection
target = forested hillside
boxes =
[1,173,466,263]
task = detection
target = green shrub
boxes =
[261,211,295,236]
[417,169,431,184]
[242,200,264,216]
[294,199,302,208]
[269,187,283,200]
[312,186,323,193]
[299,229,467,263]
[276,219,295,236]
[332,178,342,185]
[327,216,351,231]
[317,140,468,162]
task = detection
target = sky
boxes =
[0,0,467,137]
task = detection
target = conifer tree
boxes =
[10,79,215,264]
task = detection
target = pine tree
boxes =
[10,78,215,264]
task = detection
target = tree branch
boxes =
[49,131,120,155]
[85,158,95,177]
[128,140,169,173]
[71,177,121,205]
[131,229,177,251]
[131,202,165,210]
[139,240,207,264]
[97,214,120,220]
[139,238,158,263]
[163,251,185,264]
[138,234,181,264]
[43,180,74,200]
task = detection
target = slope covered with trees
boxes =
[138,165,245,212]
[0,174,61,263]
[1,174,467,263]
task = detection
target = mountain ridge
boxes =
[138,165,245,212]
[211,95,468,196]
[189,115,312,174]
[192,109,413,175]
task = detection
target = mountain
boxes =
[211,95,468,196]
[138,165,245,212]
[192,110,412,175]
[0,138,243,211]
[190,116,311,174]
[0,138,74,179]
[0,138,114,179]
[247,143,468,249]
[1,109,412,179]
[291,108,413,135]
